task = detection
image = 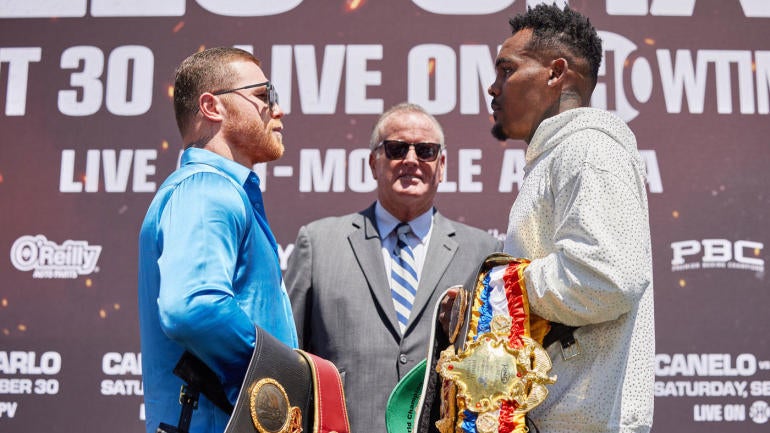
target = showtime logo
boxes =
[10,235,102,279]
[750,401,770,424]
[671,239,764,273]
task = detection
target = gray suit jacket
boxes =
[285,204,501,433]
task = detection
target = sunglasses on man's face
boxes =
[212,81,279,111]
[376,140,442,162]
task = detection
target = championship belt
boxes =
[386,253,555,433]
[224,327,350,433]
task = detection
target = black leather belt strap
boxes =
[156,352,234,433]
[178,384,199,433]
[173,351,234,414]
[543,322,578,351]
[156,383,198,433]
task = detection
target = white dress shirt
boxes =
[374,201,434,283]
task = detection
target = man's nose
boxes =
[402,146,420,163]
[270,102,284,118]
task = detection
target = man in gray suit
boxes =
[285,102,500,433]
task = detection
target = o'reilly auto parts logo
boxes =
[671,239,764,273]
[10,235,102,279]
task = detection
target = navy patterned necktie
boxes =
[391,223,418,334]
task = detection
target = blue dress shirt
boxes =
[138,147,298,433]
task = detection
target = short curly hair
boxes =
[509,4,602,89]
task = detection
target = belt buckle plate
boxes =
[560,337,581,361]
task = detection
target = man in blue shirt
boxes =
[138,47,297,433]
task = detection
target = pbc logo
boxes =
[671,239,764,273]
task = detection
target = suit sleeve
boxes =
[284,225,313,349]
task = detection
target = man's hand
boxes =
[438,286,461,338]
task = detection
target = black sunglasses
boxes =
[212,81,279,110]
[375,140,442,162]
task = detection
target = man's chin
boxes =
[491,123,508,141]
[256,141,284,163]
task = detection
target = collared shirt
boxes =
[374,201,434,281]
[138,147,297,433]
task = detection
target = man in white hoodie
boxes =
[487,4,654,433]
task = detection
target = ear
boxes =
[198,92,224,122]
[548,58,568,87]
[435,152,446,184]
[368,151,378,179]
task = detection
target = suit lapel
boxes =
[348,205,401,335]
[406,212,458,332]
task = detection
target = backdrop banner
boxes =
[1,1,768,432]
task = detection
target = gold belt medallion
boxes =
[249,378,303,433]
[437,330,554,414]
[434,256,557,433]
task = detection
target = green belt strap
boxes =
[386,359,427,433]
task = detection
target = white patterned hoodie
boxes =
[504,107,655,433]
